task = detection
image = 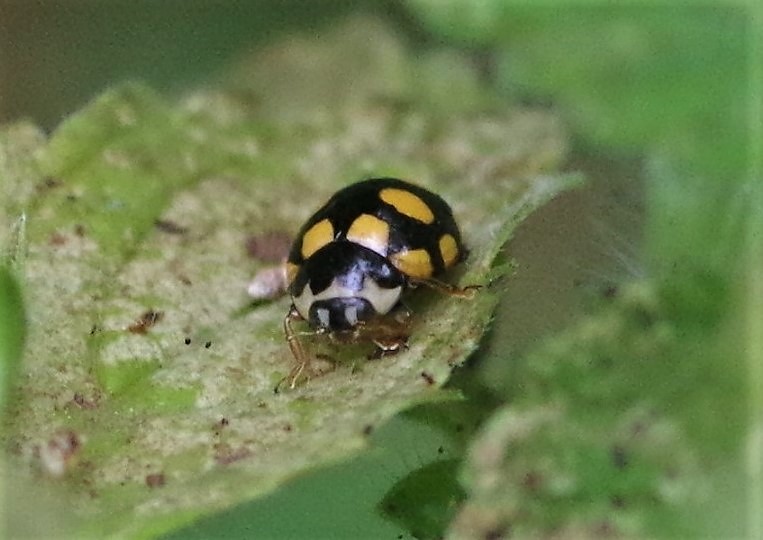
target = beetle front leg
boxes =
[277,304,310,392]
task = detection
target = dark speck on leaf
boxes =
[602,283,619,298]
[362,424,373,436]
[484,525,509,540]
[612,445,628,469]
[72,393,98,409]
[37,176,63,191]
[154,219,188,235]
[420,371,435,385]
[184,337,191,345]
[205,341,212,349]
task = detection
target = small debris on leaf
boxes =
[71,392,99,409]
[128,310,164,334]
[39,429,82,477]
[247,264,288,301]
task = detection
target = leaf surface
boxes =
[1,17,578,539]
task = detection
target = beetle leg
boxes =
[409,277,481,299]
[277,305,310,392]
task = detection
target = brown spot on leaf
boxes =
[154,219,188,235]
[145,473,166,488]
[245,230,292,263]
[214,443,252,465]
[49,232,67,246]
[521,471,543,492]
[72,392,99,409]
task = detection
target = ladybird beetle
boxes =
[281,178,478,389]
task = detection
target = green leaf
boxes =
[1,17,577,539]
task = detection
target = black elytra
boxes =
[289,179,463,270]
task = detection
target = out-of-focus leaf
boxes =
[381,459,465,539]
[1,16,576,539]
[406,3,747,172]
[449,283,748,538]
[0,266,25,414]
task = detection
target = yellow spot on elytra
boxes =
[301,219,334,259]
[346,214,390,256]
[379,188,434,224]
[286,262,300,285]
[390,249,433,279]
[439,234,459,268]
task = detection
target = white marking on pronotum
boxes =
[292,277,402,324]
[316,308,330,328]
[345,305,359,326]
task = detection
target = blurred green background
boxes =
[1,1,759,538]
[0,1,401,129]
